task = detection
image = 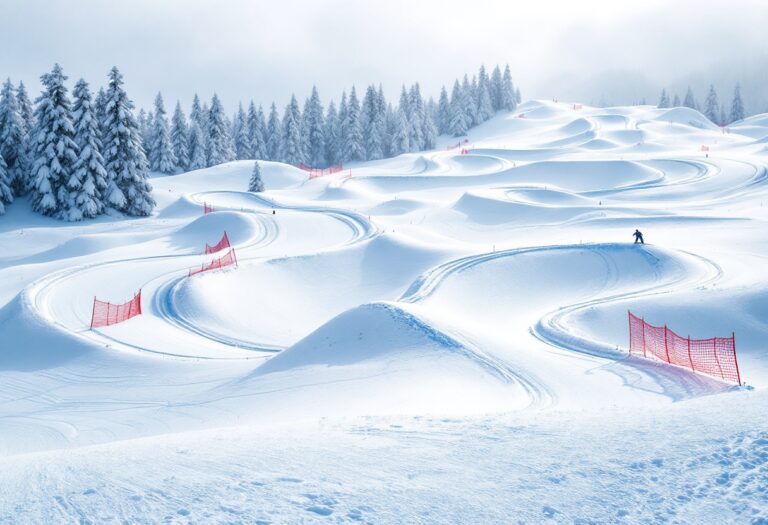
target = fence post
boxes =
[90,296,96,330]
[733,332,742,386]
[687,335,695,371]
[663,325,671,363]
[233,247,238,267]
[136,289,142,316]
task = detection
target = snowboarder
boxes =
[633,229,644,244]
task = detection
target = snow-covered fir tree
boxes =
[324,100,340,166]
[233,103,250,160]
[280,94,304,165]
[70,78,107,220]
[461,75,478,128]
[0,79,28,196]
[265,103,282,162]
[390,106,410,156]
[248,161,264,192]
[149,92,177,173]
[170,102,190,172]
[657,89,670,108]
[101,66,155,216]
[683,87,696,109]
[16,82,34,135]
[246,101,266,160]
[189,94,207,160]
[409,83,426,151]
[337,92,349,161]
[29,64,79,218]
[730,84,745,124]
[476,67,494,123]
[362,85,384,160]
[500,65,516,111]
[672,94,681,107]
[187,122,207,170]
[304,86,326,166]
[422,104,437,150]
[489,65,502,111]
[343,87,365,161]
[704,85,719,123]
[206,93,235,166]
[449,80,469,137]
[141,110,153,156]
[0,154,11,214]
[437,86,451,135]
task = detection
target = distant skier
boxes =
[633,229,644,244]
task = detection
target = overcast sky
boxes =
[1,0,766,114]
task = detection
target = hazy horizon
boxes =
[1,0,766,115]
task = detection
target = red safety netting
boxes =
[204,202,214,214]
[701,145,710,152]
[460,148,471,155]
[205,231,231,255]
[447,139,470,151]
[90,290,142,329]
[189,248,238,277]
[298,163,344,179]
[628,311,741,384]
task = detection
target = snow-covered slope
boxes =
[1,100,768,523]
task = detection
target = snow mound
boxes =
[581,138,619,150]
[507,160,659,191]
[656,107,717,129]
[170,210,260,251]
[453,190,598,225]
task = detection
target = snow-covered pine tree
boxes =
[29,64,79,218]
[0,79,28,196]
[324,100,340,165]
[343,87,365,161]
[170,102,190,172]
[719,106,727,127]
[500,65,516,111]
[246,101,266,160]
[449,80,469,137]
[304,86,326,166]
[389,106,410,156]
[657,89,670,108]
[683,87,695,109]
[362,85,384,160]
[187,122,207,170]
[190,94,203,128]
[141,110,153,155]
[0,154,11,214]
[398,86,412,147]
[248,160,264,192]
[461,75,477,128]
[94,87,108,134]
[233,103,250,160]
[337,92,349,162]
[470,75,480,125]
[409,83,426,151]
[280,95,304,166]
[265,102,282,162]
[16,82,34,135]
[476,81,494,123]
[704,85,720,124]
[672,94,681,107]
[730,84,745,124]
[102,66,155,216]
[490,66,503,111]
[70,78,107,219]
[422,105,437,150]
[437,86,451,135]
[149,93,177,173]
[206,93,235,166]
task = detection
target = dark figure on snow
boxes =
[633,229,644,244]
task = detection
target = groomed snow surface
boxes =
[1,100,767,523]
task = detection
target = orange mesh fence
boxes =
[90,290,142,329]
[205,231,231,255]
[189,248,238,277]
[628,311,741,385]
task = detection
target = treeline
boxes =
[0,63,519,220]
[138,64,520,175]
[656,84,745,126]
[0,65,152,219]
